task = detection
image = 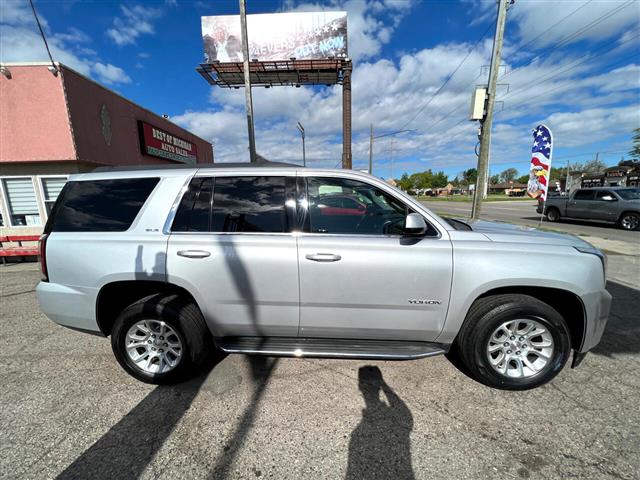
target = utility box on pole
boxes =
[470,87,487,121]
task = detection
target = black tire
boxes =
[546,207,560,222]
[111,293,212,384]
[452,294,571,390]
[618,211,640,231]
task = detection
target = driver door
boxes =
[296,175,453,342]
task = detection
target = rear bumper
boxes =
[579,288,612,353]
[36,281,102,334]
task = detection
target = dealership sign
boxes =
[201,11,348,63]
[138,121,197,164]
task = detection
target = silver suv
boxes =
[36,163,612,390]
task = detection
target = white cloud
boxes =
[0,1,131,85]
[92,62,132,84]
[106,5,160,46]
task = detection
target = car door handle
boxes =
[177,250,211,259]
[305,253,342,262]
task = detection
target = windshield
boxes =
[616,188,640,200]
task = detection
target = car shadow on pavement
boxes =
[346,366,415,480]
[592,280,640,356]
[55,356,222,480]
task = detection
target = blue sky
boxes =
[2,0,639,180]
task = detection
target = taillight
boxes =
[39,234,49,282]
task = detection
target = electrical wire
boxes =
[398,20,496,130]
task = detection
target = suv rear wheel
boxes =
[111,294,212,384]
[452,294,571,390]
[619,212,640,231]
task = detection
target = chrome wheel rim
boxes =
[621,215,638,230]
[125,320,183,374]
[486,318,554,379]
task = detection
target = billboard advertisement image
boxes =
[527,124,554,200]
[201,11,348,63]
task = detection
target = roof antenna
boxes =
[28,0,58,76]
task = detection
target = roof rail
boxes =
[92,160,303,173]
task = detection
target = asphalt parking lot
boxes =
[1,255,639,480]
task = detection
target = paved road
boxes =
[1,261,639,480]
[420,200,640,243]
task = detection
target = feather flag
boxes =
[527,124,553,200]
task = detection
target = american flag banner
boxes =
[527,124,553,200]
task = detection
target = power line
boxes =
[500,0,635,81]
[28,0,57,74]
[398,20,496,130]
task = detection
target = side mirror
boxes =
[404,212,427,236]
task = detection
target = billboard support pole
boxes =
[239,0,257,163]
[342,61,352,169]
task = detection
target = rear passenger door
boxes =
[166,175,300,338]
[592,190,619,221]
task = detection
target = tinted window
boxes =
[616,188,640,200]
[307,177,435,236]
[595,190,616,201]
[172,177,204,232]
[48,178,159,232]
[574,190,595,201]
[211,176,287,233]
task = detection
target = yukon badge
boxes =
[408,299,441,305]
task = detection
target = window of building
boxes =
[2,178,41,227]
[48,178,159,232]
[40,177,68,215]
[211,176,287,233]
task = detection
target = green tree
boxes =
[629,127,640,161]
[490,174,500,185]
[397,173,412,191]
[432,171,448,188]
[517,174,529,184]
[499,168,518,182]
[462,168,477,185]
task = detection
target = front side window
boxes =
[306,177,431,236]
[49,178,159,232]
[2,177,41,226]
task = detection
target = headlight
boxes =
[574,246,607,280]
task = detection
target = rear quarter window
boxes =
[47,178,159,232]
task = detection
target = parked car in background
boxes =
[37,163,611,391]
[538,187,640,231]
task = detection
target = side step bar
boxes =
[215,337,448,361]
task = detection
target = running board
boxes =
[215,337,448,361]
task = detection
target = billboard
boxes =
[138,121,197,164]
[201,11,348,63]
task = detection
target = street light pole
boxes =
[297,122,306,167]
[239,0,257,163]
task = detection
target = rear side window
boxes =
[172,176,287,233]
[48,178,159,232]
[574,189,595,201]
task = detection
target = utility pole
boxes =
[471,0,510,219]
[297,122,306,166]
[342,63,352,169]
[239,0,257,163]
[390,138,395,180]
[369,124,373,174]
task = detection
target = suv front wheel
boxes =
[452,294,571,390]
[111,294,212,384]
